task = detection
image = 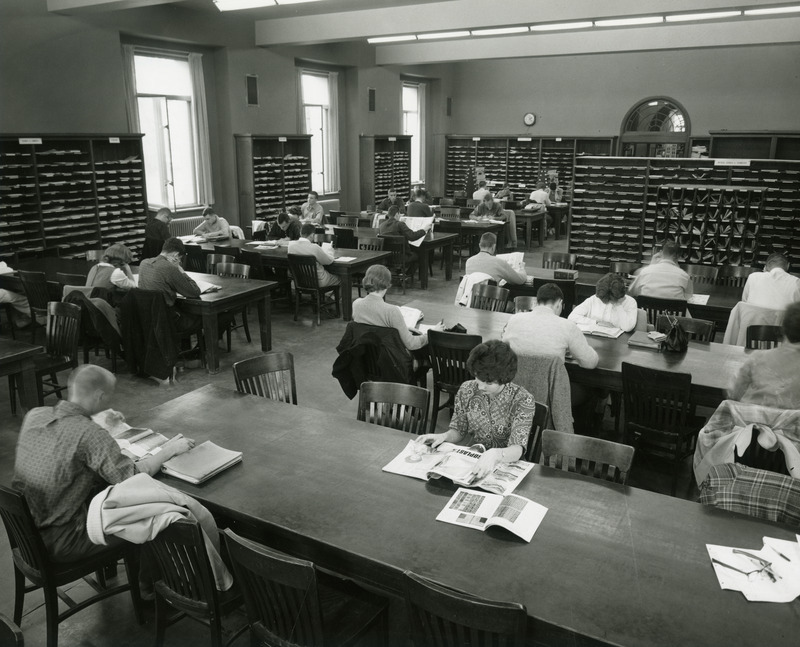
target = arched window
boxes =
[620,97,690,158]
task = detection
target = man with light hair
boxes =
[628,241,693,300]
[465,232,526,285]
[13,365,193,561]
[742,253,800,310]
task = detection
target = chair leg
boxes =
[316,293,321,326]
[12,566,24,625]
[123,553,144,625]
[44,584,60,647]
[154,594,168,647]
[241,306,251,343]
[293,291,300,322]
[8,375,17,416]
[429,388,440,433]
[226,325,232,353]
[51,373,62,400]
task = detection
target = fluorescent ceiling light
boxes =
[275,0,325,4]
[214,0,275,10]
[368,35,416,44]
[744,5,800,15]
[471,26,530,36]
[594,16,663,27]
[417,31,471,40]
[530,21,593,31]
[666,11,741,22]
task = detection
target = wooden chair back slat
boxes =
[717,265,758,287]
[336,216,359,228]
[205,253,235,274]
[541,429,635,484]
[18,270,50,312]
[469,283,510,312]
[46,301,81,361]
[427,330,482,393]
[634,295,688,326]
[215,262,250,279]
[745,325,783,349]
[541,252,577,270]
[358,381,430,434]
[682,264,719,285]
[513,296,537,313]
[233,352,297,405]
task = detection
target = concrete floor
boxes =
[0,235,699,646]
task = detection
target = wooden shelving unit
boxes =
[235,134,312,225]
[0,134,147,259]
[709,131,800,161]
[570,156,800,272]
[359,135,411,209]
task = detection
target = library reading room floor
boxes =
[0,237,699,646]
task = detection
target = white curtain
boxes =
[326,70,340,194]
[121,45,139,133]
[188,52,214,205]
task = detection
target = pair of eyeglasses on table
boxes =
[712,549,782,582]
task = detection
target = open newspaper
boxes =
[399,216,434,247]
[436,487,547,542]
[382,440,534,496]
[495,252,526,276]
[92,409,171,459]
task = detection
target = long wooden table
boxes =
[513,210,546,249]
[131,385,800,647]
[0,258,277,375]
[200,239,390,320]
[405,299,750,407]
[0,339,44,412]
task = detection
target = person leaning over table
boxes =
[406,187,434,219]
[266,212,301,241]
[472,180,491,201]
[742,252,800,310]
[85,243,137,291]
[568,272,638,332]
[627,240,693,300]
[417,340,535,478]
[728,301,800,409]
[377,187,405,214]
[12,364,194,562]
[502,282,599,369]
[193,206,231,241]
[464,232,526,285]
[470,192,519,250]
[288,223,340,287]
[300,190,325,225]
[494,183,514,204]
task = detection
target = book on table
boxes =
[161,441,243,485]
[436,487,548,542]
[576,321,624,338]
[382,440,534,496]
[192,278,222,294]
[92,409,171,459]
[627,330,666,350]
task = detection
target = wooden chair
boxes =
[17,270,50,343]
[438,206,462,220]
[541,252,577,270]
[206,253,235,274]
[148,520,245,647]
[216,262,252,352]
[427,330,482,433]
[634,295,688,326]
[746,325,783,349]
[8,302,81,415]
[717,265,758,287]
[223,529,388,647]
[332,226,357,250]
[184,244,208,273]
[84,249,104,261]
[513,296,537,313]
[403,570,526,647]
[525,401,549,463]
[352,237,385,297]
[214,244,240,259]
[733,425,791,476]
[381,235,414,294]
[609,261,640,276]
[287,254,341,326]
[241,249,291,304]
[0,613,23,647]
[336,216,359,229]
[656,315,716,342]
[357,381,430,435]
[621,362,705,496]
[55,272,86,288]
[469,283,510,312]
[311,233,337,246]
[1,304,17,340]
[465,198,480,209]
[0,485,143,647]
[531,277,575,317]
[541,429,635,485]
[682,264,719,285]
[436,219,467,270]
[233,351,297,405]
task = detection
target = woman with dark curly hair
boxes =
[417,340,535,478]
[568,272,638,332]
[85,243,137,291]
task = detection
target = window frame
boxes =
[402,80,426,184]
[299,68,340,195]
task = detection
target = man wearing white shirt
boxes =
[742,253,800,310]
[472,180,490,201]
[628,241,693,300]
[287,223,339,288]
[464,233,526,285]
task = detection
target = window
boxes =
[300,70,339,194]
[123,46,213,210]
[402,81,425,183]
[620,96,690,158]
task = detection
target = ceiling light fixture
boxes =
[214,0,275,10]
[666,11,742,22]
[530,21,594,31]
[417,31,471,40]
[367,35,417,44]
[275,0,325,5]
[594,16,663,27]
[744,5,800,15]
[471,26,530,36]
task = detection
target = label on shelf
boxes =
[555,137,562,142]
[388,137,397,142]
[472,137,481,141]
[18,138,42,145]
[714,158,751,167]
[517,137,532,142]
[109,137,120,144]
[278,137,287,142]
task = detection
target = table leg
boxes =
[538,216,546,247]
[16,357,40,411]
[340,270,354,320]
[552,210,563,240]
[525,219,532,251]
[444,241,454,281]
[202,312,220,374]
[257,295,272,352]
[418,247,429,290]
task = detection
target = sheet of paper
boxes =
[399,305,423,329]
[688,294,710,305]
[193,278,221,294]
[334,256,356,262]
[382,439,447,480]
[707,541,800,602]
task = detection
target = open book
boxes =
[92,409,171,459]
[382,440,534,496]
[161,441,243,485]
[193,278,222,294]
[436,487,547,542]
[576,321,624,338]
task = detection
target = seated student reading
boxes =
[300,191,325,225]
[728,301,800,409]
[13,365,194,562]
[464,232,526,285]
[287,223,340,287]
[377,187,405,213]
[193,207,231,241]
[628,241,693,300]
[742,253,800,310]
[406,187,434,219]
[266,212,301,241]
[417,340,535,478]
[85,243,137,291]
[471,192,518,249]
[568,272,638,332]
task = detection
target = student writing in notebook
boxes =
[568,273,638,332]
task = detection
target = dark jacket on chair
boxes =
[63,290,124,362]
[120,289,179,380]
[332,323,414,399]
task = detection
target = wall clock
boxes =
[523,112,536,127]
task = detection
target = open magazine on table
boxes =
[575,320,624,338]
[131,274,220,294]
[382,440,534,496]
[436,487,547,542]
[92,409,171,459]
